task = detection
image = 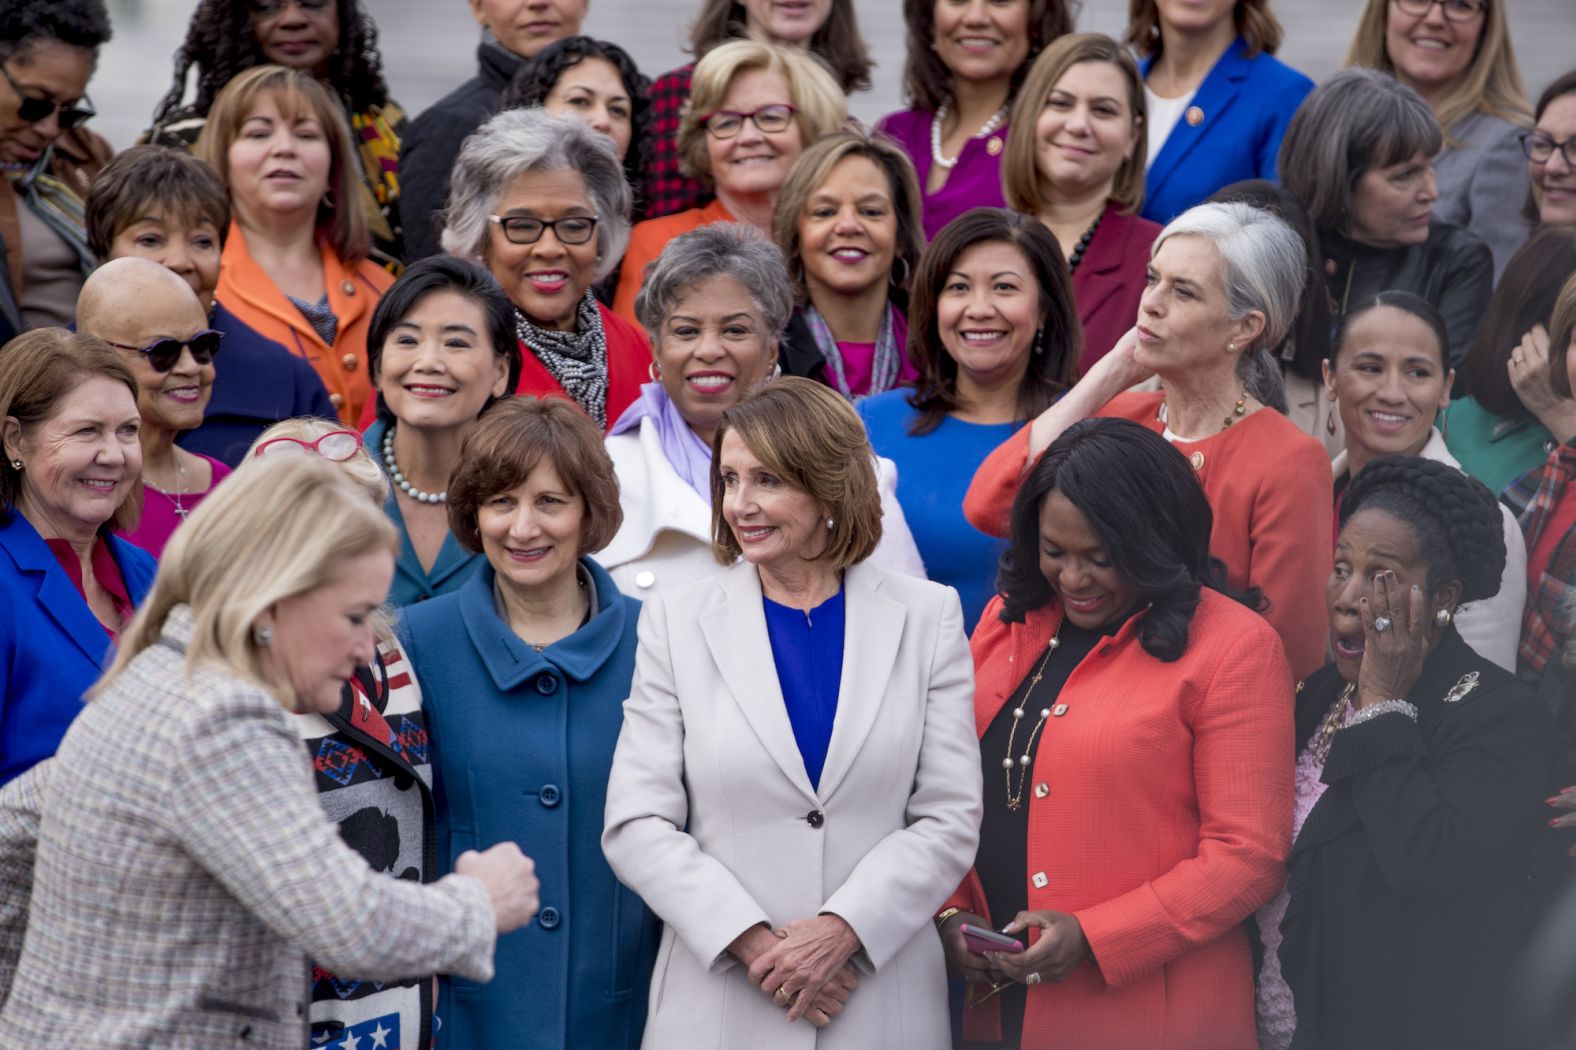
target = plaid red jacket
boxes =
[1504,440,1576,674]
[643,63,713,219]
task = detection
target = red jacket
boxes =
[514,302,651,431]
[947,590,1294,1048]
[1072,205,1162,371]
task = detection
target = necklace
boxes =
[382,426,445,504]
[1002,633,1061,811]
[931,101,1008,171]
[1156,390,1248,436]
[146,455,190,518]
[1067,211,1104,274]
[1308,682,1356,765]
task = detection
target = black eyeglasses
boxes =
[488,214,600,246]
[102,330,224,372]
[1522,131,1576,167]
[0,65,94,131]
[249,0,332,16]
[701,104,797,140]
[1391,0,1486,22]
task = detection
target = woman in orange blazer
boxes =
[938,417,1292,1050]
[962,201,1331,679]
[198,66,394,426]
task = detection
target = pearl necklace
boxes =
[931,101,1007,171]
[1002,633,1060,811]
[382,427,446,504]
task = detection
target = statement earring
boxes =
[1326,407,1338,437]
[1434,608,1453,628]
[1033,327,1046,356]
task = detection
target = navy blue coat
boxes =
[398,557,658,1050]
[1140,37,1313,225]
[0,513,157,785]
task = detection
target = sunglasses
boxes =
[488,214,600,246]
[254,430,361,462]
[0,65,94,131]
[102,329,224,372]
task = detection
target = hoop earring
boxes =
[321,192,336,211]
[890,256,911,288]
[769,362,782,380]
[648,361,660,383]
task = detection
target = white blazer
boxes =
[602,561,982,1050]
[601,422,926,598]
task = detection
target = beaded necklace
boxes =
[382,426,446,504]
[1067,211,1104,274]
[1002,633,1062,810]
[930,101,1008,171]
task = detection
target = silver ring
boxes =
[1373,616,1392,633]
[1024,972,1043,986]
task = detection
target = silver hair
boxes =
[1155,201,1307,412]
[633,223,794,347]
[440,108,632,283]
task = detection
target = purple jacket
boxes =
[876,108,1009,241]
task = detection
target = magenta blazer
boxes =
[1073,204,1163,371]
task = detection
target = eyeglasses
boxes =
[102,329,224,372]
[1391,0,1486,22]
[249,0,332,16]
[254,430,361,462]
[1522,131,1576,167]
[488,214,600,246]
[0,64,94,131]
[701,104,797,140]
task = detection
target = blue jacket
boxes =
[0,513,157,785]
[363,417,482,607]
[1140,37,1313,225]
[398,558,658,1050]
[177,301,337,467]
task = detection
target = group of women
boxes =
[0,0,1573,1048]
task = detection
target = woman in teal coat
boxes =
[398,397,657,1049]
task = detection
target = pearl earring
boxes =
[826,518,834,530]
[8,459,19,470]
[254,625,274,646]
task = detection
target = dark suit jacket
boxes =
[1074,204,1162,370]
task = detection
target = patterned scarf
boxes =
[515,293,609,427]
[4,149,95,277]
[802,302,904,399]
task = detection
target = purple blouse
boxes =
[876,108,1010,241]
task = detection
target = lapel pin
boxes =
[1185,106,1204,127]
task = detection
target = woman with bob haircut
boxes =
[0,454,541,1045]
[771,127,926,397]
[860,207,1080,627]
[197,65,395,426]
[442,107,649,430]
[1279,69,1492,370]
[1345,0,1531,277]
[1527,71,1576,229]
[399,396,659,1050]
[1004,33,1162,369]
[644,0,872,220]
[361,255,522,607]
[942,417,1292,1050]
[604,377,982,1050]
[965,201,1333,679]
[615,39,847,325]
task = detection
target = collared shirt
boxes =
[1504,440,1576,674]
[43,537,133,637]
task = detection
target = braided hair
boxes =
[151,0,389,126]
[1340,455,1505,605]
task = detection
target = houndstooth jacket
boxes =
[0,605,496,1049]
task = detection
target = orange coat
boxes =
[214,221,394,425]
[947,591,1293,1049]
[963,391,1333,679]
[612,198,734,329]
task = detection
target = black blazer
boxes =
[1279,628,1554,1050]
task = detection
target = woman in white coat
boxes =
[602,223,924,597]
[602,377,982,1050]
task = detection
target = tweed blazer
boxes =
[0,606,496,1049]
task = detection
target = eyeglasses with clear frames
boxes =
[701,104,798,140]
[488,214,600,246]
[1522,132,1576,167]
[254,430,362,462]
[1391,0,1486,22]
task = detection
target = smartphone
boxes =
[960,924,1024,955]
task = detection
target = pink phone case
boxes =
[960,924,1023,954]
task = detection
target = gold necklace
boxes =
[1003,634,1061,811]
[1156,391,1248,434]
[1308,683,1356,765]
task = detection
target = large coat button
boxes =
[342,353,358,371]
[540,784,561,807]
[539,906,561,929]
[535,674,559,695]
[635,570,656,589]
[806,810,824,828]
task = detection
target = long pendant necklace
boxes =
[1003,633,1062,811]
[147,456,190,518]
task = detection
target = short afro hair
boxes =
[0,0,112,62]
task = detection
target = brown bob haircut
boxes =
[1459,225,1576,419]
[1125,0,1283,58]
[687,0,872,94]
[85,145,231,262]
[447,397,623,557]
[195,65,370,263]
[1004,34,1148,217]
[709,377,881,571]
[1550,269,1576,401]
[0,329,143,532]
[899,0,1074,112]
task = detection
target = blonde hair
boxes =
[195,65,371,263]
[94,455,398,712]
[1005,34,1148,218]
[1344,0,1529,135]
[678,39,848,184]
[246,417,389,503]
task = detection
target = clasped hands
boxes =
[730,915,861,1028]
[940,909,1090,1001]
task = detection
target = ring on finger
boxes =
[1024,972,1043,986]
[1373,616,1392,633]
[774,986,794,1005]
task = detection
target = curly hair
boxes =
[151,0,389,126]
[1340,455,1506,606]
[0,0,111,61]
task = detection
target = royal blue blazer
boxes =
[1139,37,1314,225]
[0,513,157,785]
[398,557,658,1050]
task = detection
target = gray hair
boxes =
[633,223,794,348]
[440,108,632,283]
[1278,69,1443,234]
[1155,201,1307,412]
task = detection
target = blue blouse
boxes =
[762,589,845,789]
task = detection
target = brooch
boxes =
[1442,672,1480,703]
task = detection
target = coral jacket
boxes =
[963,392,1332,679]
[612,198,733,330]
[946,591,1293,1049]
[214,221,394,425]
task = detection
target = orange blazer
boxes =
[214,221,394,425]
[963,391,1333,679]
[946,591,1293,1049]
[612,198,734,329]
